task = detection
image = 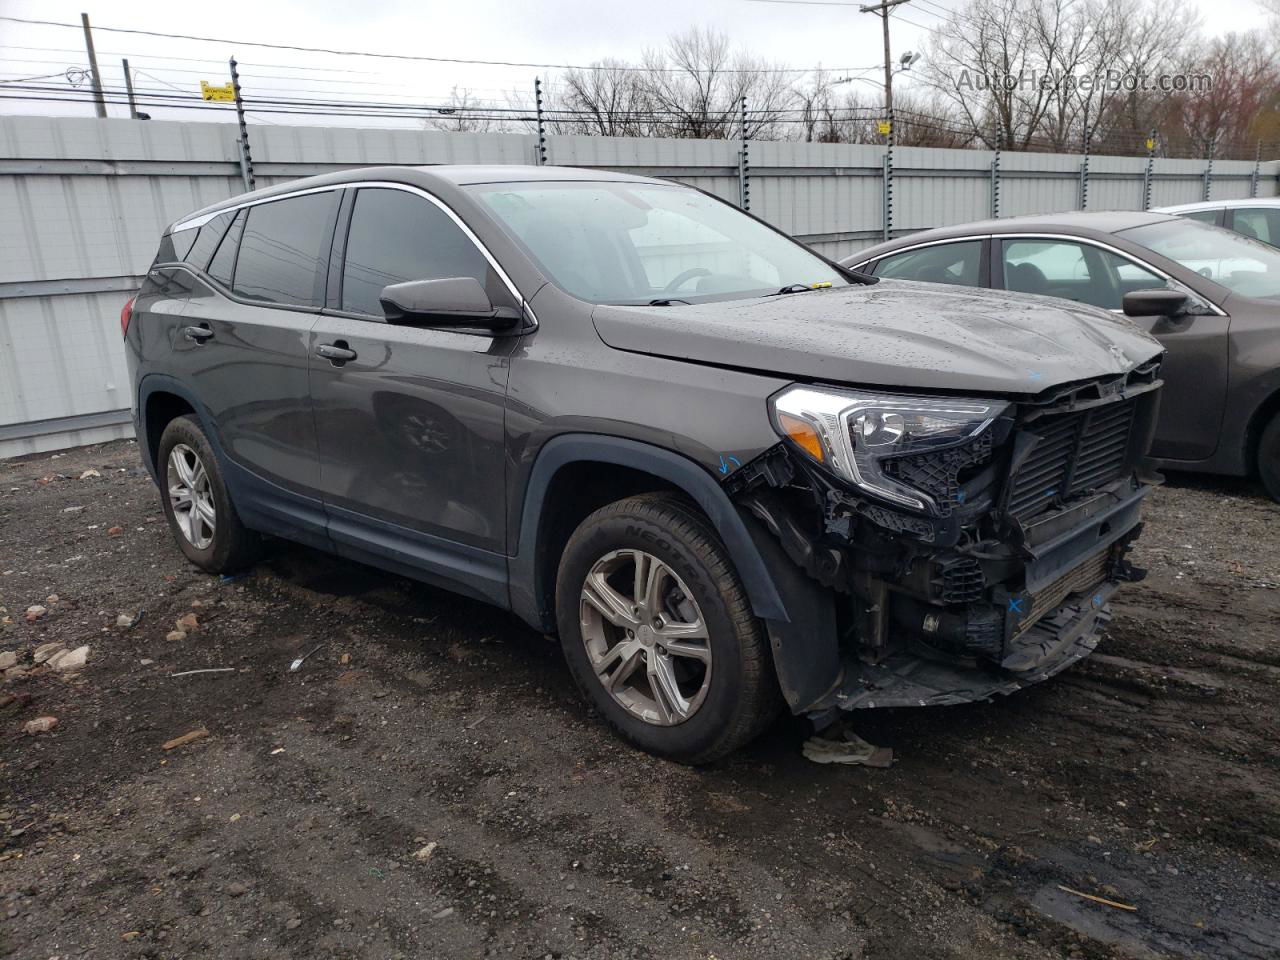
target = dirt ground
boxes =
[1,439,1278,960]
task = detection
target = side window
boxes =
[1181,209,1220,226]
[341,188,494,317]
[872,241,981,287]
[1231,208,1280,247]
[182,212,235,271]
[206,209,246,288]
[1003,239,1119,309]
[1098,249,1164,298]
[233,192,337,307]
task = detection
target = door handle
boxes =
[316,341,357,363]
[182,324,214,343]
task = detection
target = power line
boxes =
[0,15,876,75]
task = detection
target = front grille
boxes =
[1006,398,1136,522]
[1016,546,1111,636]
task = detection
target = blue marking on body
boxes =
[1007,595,1025,615]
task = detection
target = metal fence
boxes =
[2,114,1277,456]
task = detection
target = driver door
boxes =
[308,186,520,603]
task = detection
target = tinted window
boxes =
[341,188,492,316]
[155,227,198,264]
[207,209,245,288]
[1181,209,1219,226]
[1231,208,1280,247]
[183,212,234,271]
[233,192,336,307]
[873,241,981,286]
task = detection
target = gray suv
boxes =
[125,166,1164,762]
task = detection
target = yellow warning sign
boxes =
[877,120,892,136]
[200,81,236,103]
[1145,138,1155,151]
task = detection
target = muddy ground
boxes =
[1,439,1278,960]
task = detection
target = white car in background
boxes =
[1154,197,1280,249]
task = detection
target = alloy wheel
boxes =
[579,549,713,726]
[166,443,216,550]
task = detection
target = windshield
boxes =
[1119,218,1280,301]
[468,181,847,304]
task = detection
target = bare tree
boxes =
[423,87,505,133]
[641,27,794,139]
[558,60,654,136]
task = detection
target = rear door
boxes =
[995,236,1230,461]
[174,189,340,543]
[307,185,519,603]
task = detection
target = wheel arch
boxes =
[137,376,214,480]
[1244,383,1280,476]
[510,435,789,634]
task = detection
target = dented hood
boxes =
[592,280,1164,395]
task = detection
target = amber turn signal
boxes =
[777,413,825,462]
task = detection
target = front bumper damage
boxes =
[726,364,1162,722]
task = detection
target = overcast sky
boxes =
[0,0,1274,127]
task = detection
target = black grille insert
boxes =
[1007,399,1136,522]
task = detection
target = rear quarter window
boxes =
[232,192,337,307]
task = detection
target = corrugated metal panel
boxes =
[2,114,1278,455]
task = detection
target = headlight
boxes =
[769,385,1009,512]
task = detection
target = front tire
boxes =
[157,415,261,573]
[555,493,779,764]
[1259,413,1280,503]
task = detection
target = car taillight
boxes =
[120,296,135,337]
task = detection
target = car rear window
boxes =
[232,192,337,307]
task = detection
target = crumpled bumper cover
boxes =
[807,580,1117,722]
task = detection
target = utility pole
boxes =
[122,59,139,119]
[859,0,912,117]
[80,12,107,118]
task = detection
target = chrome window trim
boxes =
[849,234,989,273]
[170,180,536,326]
[856,231,1225,317]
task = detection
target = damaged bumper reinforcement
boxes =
[726,363,1162,721]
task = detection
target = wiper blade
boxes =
[772,282,833,296]
[648,297,691,306]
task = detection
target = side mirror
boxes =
[379,277,520,328]
[1122,288,1189,318]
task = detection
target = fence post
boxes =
[882,109,894,241]
[1251,140,1261,199]
[533,77,547,166]
[1078,129,1090,210]
[228,58,255,192]
[1202,137,1215,202]
[989,146,1001,218]
[738,97,750,211]
[1142,131,1155,210]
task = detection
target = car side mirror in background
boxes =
[1122,288,1190,318]
[379,277,521,329]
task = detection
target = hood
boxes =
[592,280,1164,395]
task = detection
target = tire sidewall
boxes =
[156,415,239,571]
[1259,416,1280,502]
[556,505,751,761]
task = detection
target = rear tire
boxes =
[1259,413,1280,503]
[157,414,261,573]
[555,493,780,764]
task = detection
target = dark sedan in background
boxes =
[843,212,1280,499]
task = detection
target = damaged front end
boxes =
[726,362,1162,723]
